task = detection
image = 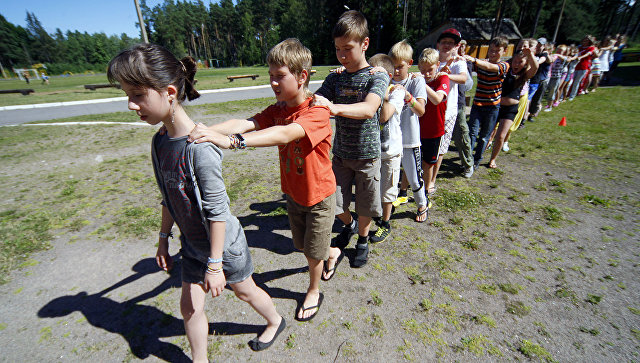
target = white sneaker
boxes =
[543,107,552,112]
[463,166,474,178]
[502,142,510,152]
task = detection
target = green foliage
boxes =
[3,0,632,73]
[518,339,556,362]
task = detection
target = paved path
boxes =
[0,81,322,126]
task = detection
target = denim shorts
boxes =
[181,232,254,285]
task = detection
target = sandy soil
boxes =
[0,109,638,362]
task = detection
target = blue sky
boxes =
[1,0,216,38]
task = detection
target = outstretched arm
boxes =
[463,54,502,73]
[190,121,306,148]
[189,118,258,144]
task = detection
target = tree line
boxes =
[1,0,638,75]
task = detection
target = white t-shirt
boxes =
[394,77,427,148]
[381,87,405,159]
[438,60,467,120]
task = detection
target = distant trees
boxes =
[0,13,138,75]
[1,0,638,75]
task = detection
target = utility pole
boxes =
[552,0,566,43]
[403,0,409,35]
[491,0,505,39]
[134,0,149,43]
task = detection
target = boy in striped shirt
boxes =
[462,36,510,171]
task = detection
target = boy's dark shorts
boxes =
[420,137,441,165]
[180,234,254,286]
[286,193,335,261]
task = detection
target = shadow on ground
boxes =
[37,254,305,361]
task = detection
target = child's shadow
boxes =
[36,255,271,361]
[238,196,298,255]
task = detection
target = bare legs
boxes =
[488,118,514,168]
[181,278,281,362]
[299,256,323,319]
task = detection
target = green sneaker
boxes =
[370,224,390,243]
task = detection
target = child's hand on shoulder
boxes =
[369,66,388,75]
[330,66,346,74]
[410,72,423,79]
[435,71,447,80]
[188,123,231,148]
[312,94,334,112]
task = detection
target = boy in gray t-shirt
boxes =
[314,10,387,271]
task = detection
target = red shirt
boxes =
[252,97,336,206]
[419,74,450,139]
[576,46,596,71]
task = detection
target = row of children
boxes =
[107,7,625,359]
[539,34,628,114]
[107,10,471,361]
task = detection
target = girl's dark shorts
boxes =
[420,137,441,165]
[498,103,519,121]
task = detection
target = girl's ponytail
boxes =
[180,56,200,101]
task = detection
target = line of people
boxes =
[107,8,627,360]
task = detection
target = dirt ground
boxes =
[0,103,638,362]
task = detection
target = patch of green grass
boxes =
[404,265,427,284]
[579,326,600,336]
[478,284,498,295]
[370,290,383,306]
[471,314,496,328]
[401,319,446,346]
[628,307,640,315]
[581,194,611,207]
[0,323,6,331]
[586,294,602,305]
[461,237,481,250]
[261,206,288,216]
[461,334,502,357]
[518,339,556,362]
[631,328,640,341]
[0,210,53,284]
[226,172,260,202]
[506,301,531,317]
[114,206,161,238]
[498,283,523,294]
[369,314,385,337]
[419,298,433,312]
[542,205,563,223]
[39,326,52,342]
[284,333,296,349]
[433,189,486,212]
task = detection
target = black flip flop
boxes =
[321,252,344,281]
[294,293,324,322]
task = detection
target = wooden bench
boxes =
[0,89,35,95]
[227,74,259,82]
[84,84,122,91]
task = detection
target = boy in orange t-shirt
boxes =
[189,38,335,322]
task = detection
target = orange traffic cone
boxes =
[558,117,567,126]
